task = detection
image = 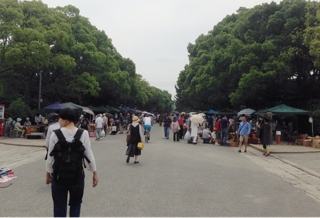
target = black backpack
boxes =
[49,128,90,186]
[80,118,88,128]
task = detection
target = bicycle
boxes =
[144,129,150,143]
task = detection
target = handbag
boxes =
[126,135,131,143]
[137,142,144,150]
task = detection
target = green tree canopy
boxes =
[0,0,172,114]
[176,0,320,111]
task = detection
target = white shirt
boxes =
[143,117,152,125]
[46,128,97,173]
[45,122,60,148]
[95,117,103,128]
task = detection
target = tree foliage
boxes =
[176,0,320,111]
[0,0,172,113]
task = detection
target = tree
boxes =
[0,0,173,114]
[175,0,320,111]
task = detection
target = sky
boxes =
[42,0,282,98]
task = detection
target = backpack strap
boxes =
[73,128,91,165]
[54,129,66,141]
[74,128,84,140]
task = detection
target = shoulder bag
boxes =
[137,142,144,150]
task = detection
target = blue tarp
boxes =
[205,109,216,115]
[43,102,67,110]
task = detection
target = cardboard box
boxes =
[227,140,238,147]
[303,139,312,147]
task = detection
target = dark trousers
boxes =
[164,126,170,138]
[179,125,183,139]
[173,132,179,141]
[51,173,85,217]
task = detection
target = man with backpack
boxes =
[46,108,98,217]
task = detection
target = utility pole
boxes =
[38,70,43,110]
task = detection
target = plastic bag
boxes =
[184,131,191,140]
[100,129,105,137]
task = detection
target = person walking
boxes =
[46,108,98,217]
[259,117,271,156]
[220,115,230,146]
[171,117,180,142]
[238,116,251,153]
[177,114,184,139]
[45,113,60,159]
[95,114,103,140]
[79,115,89,131]
[163,114,172,139]
[189,119,199,144]
[214,117,221,145]
[126,116,144,164]
[118,113,124,134]
[102,114,108,136]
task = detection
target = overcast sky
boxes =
[42,0,282,98]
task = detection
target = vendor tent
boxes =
[121,107,134,112]
[104,106,120,113]
[205,109,216,115]
[62,102,84,110]
[216,108,237,115]
[43,102,66,110]
[62,102,94,115]
[258,104,310,115]
[88,106,109,113]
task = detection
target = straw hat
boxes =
[132,116,139,122]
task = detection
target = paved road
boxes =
[1,125,320,216]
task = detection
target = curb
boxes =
[0,142,46,148]
[248,144,320,154]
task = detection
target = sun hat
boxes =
[132,116,139,122]
[17,118,21,122]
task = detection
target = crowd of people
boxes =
[0,105,282,217]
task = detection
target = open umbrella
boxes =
[237,108,256,116]
[106,114,114,118]
[43,102,66,110]
[83,109,95,116]
[198,113,206,117]
[190,114,204,124]
[148,113,156,117]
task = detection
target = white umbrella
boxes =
[148,113,155,117]
[190,114,204,124]
[237,108,255,116]
[198,113,206,117]
[141,111,148,114]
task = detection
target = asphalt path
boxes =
[1,125,320,216]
